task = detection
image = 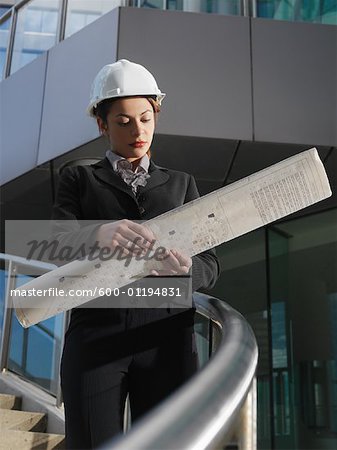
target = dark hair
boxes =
[94,95,161,124]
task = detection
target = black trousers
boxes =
[61,307,198,449]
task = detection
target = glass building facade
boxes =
[212,208,337,449]
[10,0,60,75]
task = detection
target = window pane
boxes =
[10,0,60,76]
[140,0,165,8]
[257,0,337,25]
[272,208,337,448]
[0,7,11,18]
[65,0,125,38]
[168,0,241,15]
[8,273,65,395]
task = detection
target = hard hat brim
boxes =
[87,92,166,118]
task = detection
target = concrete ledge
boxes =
[0,430,65,450]
[0,371,64,434]
[0,393,21,410]
[0,409,46,432]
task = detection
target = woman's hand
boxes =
[150,248,192,276]
[96,219,155,257]
[96,222,191,275]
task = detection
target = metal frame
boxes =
[0,259,16,371]
[251,0,257,17]
[57,0,68,42]
[2,7,14,78]
[243,0,250,17]
[55,309,71,407]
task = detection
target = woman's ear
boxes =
[96,117,106,135]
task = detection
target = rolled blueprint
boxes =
[12,148,332,327]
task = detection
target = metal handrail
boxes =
[103,292,258,450]
[0,252,58,271]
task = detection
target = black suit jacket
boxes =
[51,157,220,329]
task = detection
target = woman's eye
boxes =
[142,118,151,123]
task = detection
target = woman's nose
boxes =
[131,120,143,136]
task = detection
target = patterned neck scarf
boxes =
[106,150,150,194]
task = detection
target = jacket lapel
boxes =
[138,160,170,194]
[92,158,133,197]
[92,157,170,197]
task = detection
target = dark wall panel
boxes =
[118,7,253,141]
[252,19,337,146]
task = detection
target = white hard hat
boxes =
[87,59,166,117]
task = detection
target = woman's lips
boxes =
[130,142,146,148]
[130,141,146,148]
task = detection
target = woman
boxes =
[53,59,219,449]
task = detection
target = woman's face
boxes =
[97,97,155,162]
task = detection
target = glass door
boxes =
[267,226,296,449]
[269,209,337,450]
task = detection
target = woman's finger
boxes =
[151,269,178,276]
[170,249,192,269]
[151,249,192,275]
[116,227,153,251]
[127,221,156,245]
[161,250,191,272]
[112,233,148,255]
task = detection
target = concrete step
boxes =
[0,430,65,450]
[0,409,47,432]
[0,393,22,410]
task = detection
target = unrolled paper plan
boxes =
[13,148,332,327]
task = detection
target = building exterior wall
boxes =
[1,6,336,185]
[0,52,47,184]
[252,18,337,146]
[117,7,253,140]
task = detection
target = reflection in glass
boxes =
[65,0,125,38]
[0,16,10,80]
[272,208,337,449]
[7,273,64,395]
[10,0,60,75]
[194,313,211,368]
[271,302,288,369]
[257,0,337,25]
[140,0,165,8]
[168,0,241,15]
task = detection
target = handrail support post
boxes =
[235,376,257,450]
[0,261,16,372]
